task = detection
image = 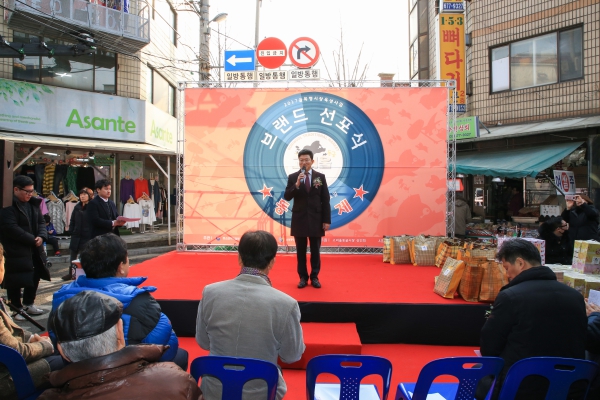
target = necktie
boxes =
[305,172,311,191]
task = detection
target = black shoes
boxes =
[311,278,321,289]
[298,279,307,288]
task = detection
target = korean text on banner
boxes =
[439,13,466,113]
[553,170,576,199]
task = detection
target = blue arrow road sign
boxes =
[224,50,256,72]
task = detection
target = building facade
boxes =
[0,0,205,212]
[410,0,600,220]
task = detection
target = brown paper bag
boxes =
[479,261,508,302]
[435,240,463,268]
[434,258,466,299]
[458,259,486,302]
[390,236,411,264]
[383,237,392,263]
[413,235,438,266]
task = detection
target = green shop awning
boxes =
[456,141,584,178]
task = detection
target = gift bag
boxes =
[434,258,466,299]
[390,236,411,265]
[435,239,463,268]
[479,261,508,302]
[469,245,497,260]
[458,259,486,302]
[412,235,438,266]
[383,236,391,263]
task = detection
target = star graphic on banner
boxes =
[259,184,273,200]
[353,185,369,201]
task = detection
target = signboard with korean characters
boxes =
[553,170,576,199]
[439,13,466,113]
[448,116,479,140]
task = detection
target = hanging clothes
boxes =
[46,199,66,234]
[123,203,142,228]
[66,166,79,194]
[53,164,68,196]
[120,178,136,204]
[134,177,149,200]
[42,163,56,196]
[34,164,45,194]
[38,195,49,216]
[148,179,161,212]
[138,199,156,225]
[64,201,77,231]
[76,166,96,193]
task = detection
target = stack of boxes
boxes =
[572,240,600,274]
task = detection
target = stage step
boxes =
[279,322,362,370]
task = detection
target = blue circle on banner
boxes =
[243,92,384,230]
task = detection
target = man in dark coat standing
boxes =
[86,179,126,239]
[284,149,331,289]
[480,239,587,399]
[0,175,49,320]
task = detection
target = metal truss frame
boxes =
[176,79,457,253]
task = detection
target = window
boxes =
[491,27,583,93]
[12,31,116,94]
[148,68,176,116]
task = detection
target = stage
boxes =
[136,252,488,346]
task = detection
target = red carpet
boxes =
[179,337,477,400]
[135,251,474,304]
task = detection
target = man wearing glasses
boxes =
[0,176,49,320]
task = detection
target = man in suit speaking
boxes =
[284,149,331,289]
[86,179,127,239]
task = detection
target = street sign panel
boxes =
[224,71,256,81]
[224,50,256,72]
[256,37,287,69]
[288,37,320,69]
[257,70,288,81]
[289,69,320,80]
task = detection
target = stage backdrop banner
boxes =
[184,88,448,247]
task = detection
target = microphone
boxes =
[300,167,306,183]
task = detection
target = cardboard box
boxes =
[497,237,545,264]
[585,278,600,298]
[572,240,600,274]
[563,275,586,296]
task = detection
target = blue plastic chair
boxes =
[306,354,393,400]
[190,355,279,400]
[497,357,599,400]
[0,343,43,400]
[395,356,504,400]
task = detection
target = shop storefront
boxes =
[453,117,600,238]
[0,78,177,239]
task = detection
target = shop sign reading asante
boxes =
[0,78,177,153]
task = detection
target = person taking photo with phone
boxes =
[561,194,600,251]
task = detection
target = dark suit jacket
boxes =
[86,195,120,238]
[284,169,331,237]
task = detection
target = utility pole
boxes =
[198,0,210,82]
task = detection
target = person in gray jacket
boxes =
[454,192,472,238]
[196,230,305,400]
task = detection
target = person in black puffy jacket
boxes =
[538,216,572,265]
[561,194,600,251]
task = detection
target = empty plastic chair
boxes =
[190,355,279,400]
[395,356,504,400]
[0,343,43,400]
[497,357,598,400]
[306,354,393,400]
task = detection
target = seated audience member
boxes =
[585,300,600,398]
[538,216,572,264]
[0,243,64,398]
[196,230,305,400]
[50,233,187,369]
[44,214,61,256]
[480,239,587,399]
[39,291,201,399]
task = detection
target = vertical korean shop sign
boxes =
[439,13,466,113]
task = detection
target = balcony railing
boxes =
[8,0,150,47]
